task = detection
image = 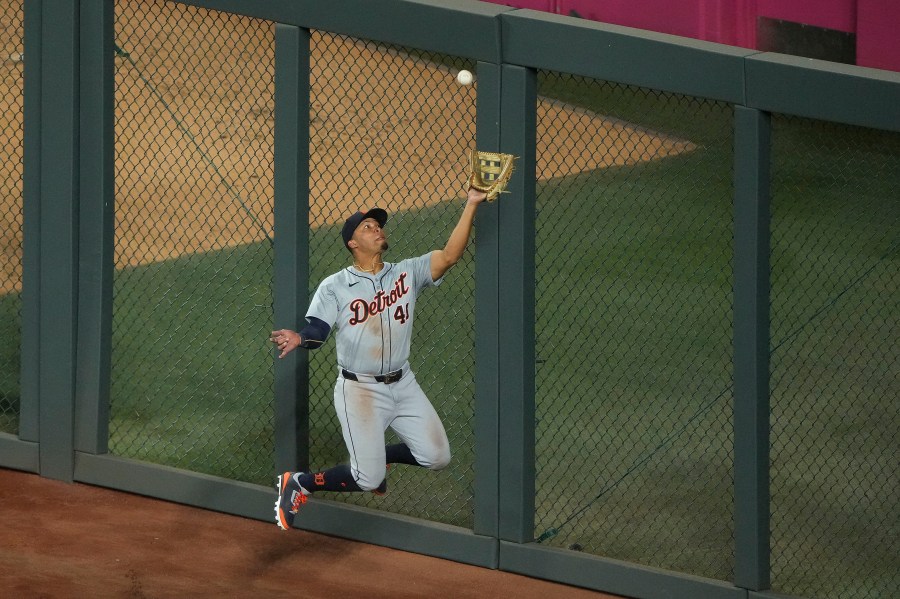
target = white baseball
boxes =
[456,70,474,86]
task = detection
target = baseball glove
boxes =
[466,149,516,201]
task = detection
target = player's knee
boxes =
[355,465,387,492]
[427,446,451,471]
[357,476,386,492]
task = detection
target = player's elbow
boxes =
[444,251,462,268]
[432,249,461,279]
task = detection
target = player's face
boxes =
[353,218,389,252]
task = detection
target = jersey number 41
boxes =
[393,303,410,324]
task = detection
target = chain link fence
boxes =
[41,3,896,594]
[0,0,23,435]
[109,0,276,483]
[307,31,477,527]
[532,72,735,581]
[769,116,900,599]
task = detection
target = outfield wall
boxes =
[2,1,898,598]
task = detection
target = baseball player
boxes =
[272,186,488,530]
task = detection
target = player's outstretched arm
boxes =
[431,187,488,281]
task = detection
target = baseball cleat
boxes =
[275,471,309,531]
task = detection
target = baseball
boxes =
[456,69,474,86]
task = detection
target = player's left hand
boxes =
[270,329,301,358]
[466,186,488,206]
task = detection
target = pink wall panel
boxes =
[856,0,900,71]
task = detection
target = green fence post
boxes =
[474,59,501,539]
[37,0,80,481]
[273,24,311,473]
[497,63,537,544]
[75,0,114,454]
[733,105,771,591]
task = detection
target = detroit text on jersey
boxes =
[348,272,411,325]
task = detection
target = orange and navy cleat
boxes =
[275,471,309,531]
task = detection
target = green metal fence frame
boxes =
[4,1,899,598]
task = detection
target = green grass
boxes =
[537,71,730,146]
[0,290,20,435]
[531,137,737,581]
[765,117,900,598]
[108,241,276,482]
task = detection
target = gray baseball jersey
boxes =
[306,252,442,375]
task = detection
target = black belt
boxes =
[341,368,403,384]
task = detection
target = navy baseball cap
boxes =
[341,207,388,248]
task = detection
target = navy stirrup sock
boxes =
[298,443,419,494]
[299,465,362,492]
[385,443,421,466]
